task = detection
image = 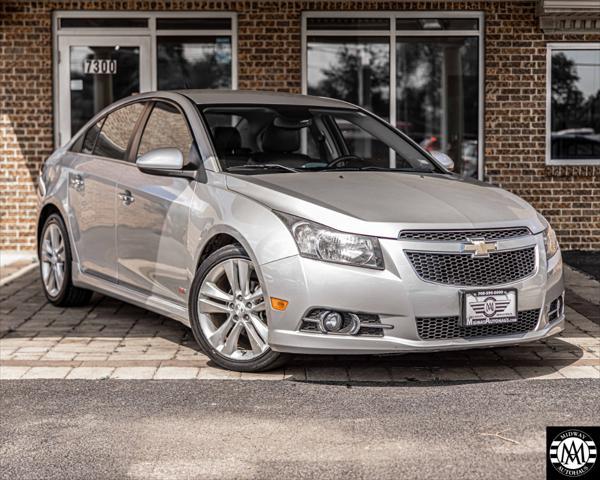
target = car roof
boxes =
[173,89,357,109]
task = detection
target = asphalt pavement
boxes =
[1,378,598,479]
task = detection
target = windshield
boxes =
[201,105,440,174]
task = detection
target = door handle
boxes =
[118,190,135,206]
[69,174,84,191]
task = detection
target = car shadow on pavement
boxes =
[1,272,593,384]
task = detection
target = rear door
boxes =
[115,101,198,303]
[68,101,146,281]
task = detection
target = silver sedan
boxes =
[37,90,565,371]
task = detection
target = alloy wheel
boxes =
[197,258,269,360]
[40,223,66,297]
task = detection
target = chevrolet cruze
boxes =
[37,90,565,371]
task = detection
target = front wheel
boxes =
[188,244,284,372]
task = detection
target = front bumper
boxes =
[260,235,565,354]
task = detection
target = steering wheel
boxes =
[325,154,364,169]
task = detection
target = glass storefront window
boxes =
[304,13,483,178]
[69,45,141,136]
[307,36,390,120]
[157,36,232,90]
[548,45,600,164]
[55,13,236,147]
[396,37,479,177]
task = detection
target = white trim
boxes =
[545,42,600,166]
[302,11,485,180]
[52,10,238,147]
[539,0,600,13]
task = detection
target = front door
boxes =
[116,101,197,303]
[57,35,151,146]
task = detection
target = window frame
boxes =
[546,42,600,166]
[301,11,485,180]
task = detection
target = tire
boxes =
[188,244,285,372]
[38,213,93,307]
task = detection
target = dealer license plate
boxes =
[461,289,518,326]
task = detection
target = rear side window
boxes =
[93,102,145,161]
[137,102,194,165]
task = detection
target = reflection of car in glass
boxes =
[461,140,478,177]
[37,90,564,372]
[552,129,600,160]
[419,137,478,177]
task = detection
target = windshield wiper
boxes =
[314,165,433,173]
[359,166,434,173]
[226,164,299,173]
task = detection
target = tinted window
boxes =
[157,36,232,90]
[137,102,194,165]
[93,102,145,160]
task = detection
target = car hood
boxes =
[225,172,544,238]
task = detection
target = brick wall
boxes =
[1,1,599,251]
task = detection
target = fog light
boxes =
[320,311,343,333]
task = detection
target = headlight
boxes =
[544,225,559,259]
[538,213,559,259]
[275,212,384,269]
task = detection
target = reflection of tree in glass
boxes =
[396,38,478,176]
[308,42,389,119]
[552,52,599,133]
[396,39,478,145]
[158,39,231,90]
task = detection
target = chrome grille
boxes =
[416,309,540,340]
[406,247,536,286]
[398,228,531,242]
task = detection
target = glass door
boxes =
[57,36,151,146]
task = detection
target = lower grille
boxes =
[416,309,540,340]
[406,247,536,286]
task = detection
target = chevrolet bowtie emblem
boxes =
[461,238,498,258]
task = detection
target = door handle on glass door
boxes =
[118,190,135,206]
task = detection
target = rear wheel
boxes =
[39,213,92,307]
[189,244,284,372]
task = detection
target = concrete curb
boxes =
[0,262,39,288]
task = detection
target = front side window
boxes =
[202,105,438,174]
[93,102,145,160]
[547,44,600,164]
[137,102,194,164]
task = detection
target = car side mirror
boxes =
[136,147,184,171]
[431,151,455,172]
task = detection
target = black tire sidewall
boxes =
[188,244,283,372]
[39,213,73,304]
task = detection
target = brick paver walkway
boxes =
[1,266,598,381]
